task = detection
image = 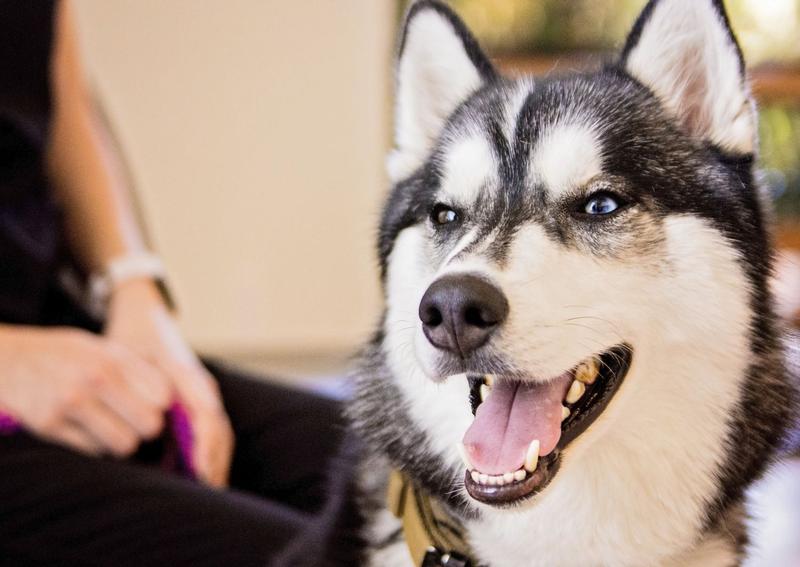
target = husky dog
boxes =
[347,0,799,565]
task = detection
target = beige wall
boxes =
[73,1,394,358]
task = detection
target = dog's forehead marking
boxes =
[531,122,603,197]
[503,79,535,143]
[442,226,479,266]
[439,134,496,203]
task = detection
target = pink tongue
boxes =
[463,375,572,475]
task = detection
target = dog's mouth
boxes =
[459,345,633,507]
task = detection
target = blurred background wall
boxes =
[72,1,395,377]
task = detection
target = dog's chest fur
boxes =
[361,482,740,567]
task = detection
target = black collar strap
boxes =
[387,470,483,567]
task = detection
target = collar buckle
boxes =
[422,548,472,567]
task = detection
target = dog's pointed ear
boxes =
[621,0,756,156]
[388,1,497,181]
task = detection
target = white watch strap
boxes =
[88,252,167,317]
[106,252,165,287]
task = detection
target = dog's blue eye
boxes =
[583,194,620,215]
[431,204,459,225]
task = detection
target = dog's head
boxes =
[375,0,782,526]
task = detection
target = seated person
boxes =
[0,2,353,565]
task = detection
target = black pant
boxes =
[0,361,350,566]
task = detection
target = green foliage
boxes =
[418,0,800,63]
[760,106,800,218]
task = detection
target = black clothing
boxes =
[0,363,348,567]
[0,0,67,325]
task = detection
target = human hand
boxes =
[0,325,171,456]
[104,279,234,487]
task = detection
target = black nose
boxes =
[419,274,509,357]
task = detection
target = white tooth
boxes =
[480,384,491,402]
[576,359,599,384]
[495,475,505,486]
[565,380,586,404]
[471,470,480,483]
[524,440,540,473]
[484,375,495,387]
[503,472,515,484]
[514,469,527,482]
[561,405,571,422]
[479,473,489,485]
[456,443,474,471]
[487,476,497,486]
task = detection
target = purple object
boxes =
[0,402,196,480]
[0,413,20,435]
[167,401,197,479]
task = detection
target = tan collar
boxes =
[387,470,481,567]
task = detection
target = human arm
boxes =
[0,0,232,486]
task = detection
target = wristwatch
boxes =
[87,252,175,317]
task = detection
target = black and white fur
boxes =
[347,1,799,565]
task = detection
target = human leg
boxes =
[0,433,307,567]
